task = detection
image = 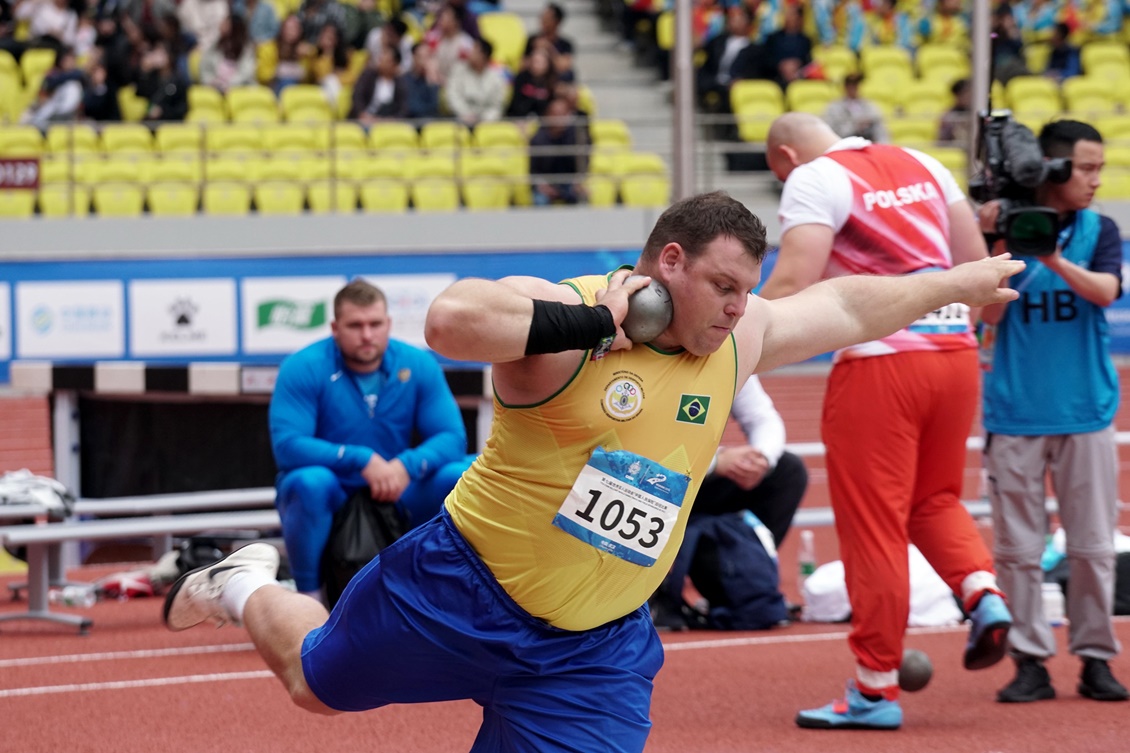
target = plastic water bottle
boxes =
[798,529,817,583]
[1042,582,1066,627]
[48,584,98,608]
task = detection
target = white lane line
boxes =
[0,643,256,668]
[661,623,964,652]
[0,670,274,698]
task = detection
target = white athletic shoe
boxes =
[162,542,280,631]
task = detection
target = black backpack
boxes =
[661,511,789,630]
[320,489,406,609]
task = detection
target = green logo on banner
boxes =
[676,394,710,425]
[257,300,327,330]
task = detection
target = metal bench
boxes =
[0,507,280,634]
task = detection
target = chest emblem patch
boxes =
[602,373,645,421]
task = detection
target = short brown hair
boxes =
[334,279,386,318]
[640,191,768,263]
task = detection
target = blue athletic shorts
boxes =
[300,507,666,753]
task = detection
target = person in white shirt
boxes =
[690,374,807,547]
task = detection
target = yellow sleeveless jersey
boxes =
[447,272,739,631]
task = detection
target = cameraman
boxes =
[978,119,1128,704]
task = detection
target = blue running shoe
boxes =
[796,680,903,730]
[964,591,1012,670]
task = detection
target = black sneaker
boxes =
[1079,658,1130,701]
[997,656,1056,703]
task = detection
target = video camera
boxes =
[968,110,1072,256]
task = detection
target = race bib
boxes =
[908,302,970,335]
[552,447,689,567]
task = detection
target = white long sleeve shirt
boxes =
[708,375,787,474]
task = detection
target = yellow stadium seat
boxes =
[149,154,202,183]
[1006,75,1060,109]
[0,49,17,79]
[92,183,145,217]
[97,154,154,183]
[785,79,838,114]
[462,176,511,210]
[20,47,55,86]
[656,10,674,51]
[0,189,35,218]
[205,124,263,153]
[307,180,358,213]
[329,150,378,180]
[280,84,332,122]
[188,84,225,113]
[117,84,150,122]
[155,123,206,153]
[101,123,154,153]
[1094,114,1130,141]
[359,179,410,212]
[585,175,618,207]
[620,175,670,208]
[202,181,253,215]
[46,124,99,153]
[226,85,279,122]
[1062,76,1117,115]
[205,155,255,182]
[254,182,305,215]
[186,107,226,125]
[887,116,939,146]
[370,122,419,153]
[914,43,969,79]
[859,44,912,76]
[411,177,460,211]
[590,119,633,151]
[262,124,318,152]
[730,79,784,114]
[405,152,456,180]
[918,145,967,175]
[812,44,857,81]
[1096,169,1130,199]
[1082,40,1130,74]
[477,12,528,72]
[0,71,24,122]
[576,84,597,118]
[256,40,279,86]
[38,185,90,217]
[472,121,527,150]
[0,125,44,156]
[1013,110,1056,134]
[147,183,200,216]
[1023,42,1051,75]
[315,122,368,151]
[900,79,951,117]
[613,151,667,178]
[419,121,471,152]
[1105,145,1130,167]
[861,64,913,92]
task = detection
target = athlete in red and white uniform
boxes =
[760,113,1012,729]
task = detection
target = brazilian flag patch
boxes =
[676,394,711,425]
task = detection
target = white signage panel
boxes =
[16,280,125,358]
[0,283,10,362]
[241,276,346,355]
[129,279,238,357]
[358,273,457,349]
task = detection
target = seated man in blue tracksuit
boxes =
[269,279,475,602]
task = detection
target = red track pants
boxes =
[822,349,994,674]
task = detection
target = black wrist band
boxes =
[525,299,617,356]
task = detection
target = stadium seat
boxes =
[262,123,318,152]
[202,181,253,215]
[655,10,674,51]
[254,156,302,182]
[861,64,914,93]
[1062,76,1117,115]
[280,84,332,122]
[785,79,838,114]
[226,85,280,123]
[370,122,419,152]
[307,180,358,213]
[730,79,785,114]
[900,78,951,117]
[0,71,24,123]
[98,154,154,183]
[1081,40,1130,74]
[117,84,150,122]
[359,179,410,212]
[205,124,263,153]
[205,155,254,182]
[38,185,90,217]
[420,121,472,152]
[811,44,857,81]
[887,116,939,146]
[46,124,99,153]
[613,151,667,178]
[0,189,35,218]
[1105,145,1130,168]
[147,183,200,216]
[915,43,969,79]
[917,145,967,176]
[1096,169,1130,199]
[254,182,306,215]
[462,176,511,210]
[256,40,278,86]
[339,152,397,180]
[92,183,145,217]
[0,125,44,156]
[149,154,202,183]
[472,121,528,150]
[411,177,460,211]
[1094,114,1130,141]
[100,123,154,153]
[0,49,17,80]
[590,119,633,151]
[405,152,456,180]
[576,84,598,118]
[187,85,226,122]
[585,174,618,207]
[20,47,56,86]
[477,11,528,72]
[155,123,206,153]
[1006,75,1060,110]
[620,175,670,208]
[315,122,368,151]
[1023,42,1052,75]
[859,44,912,77]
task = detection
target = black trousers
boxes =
[689,450,809,547]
